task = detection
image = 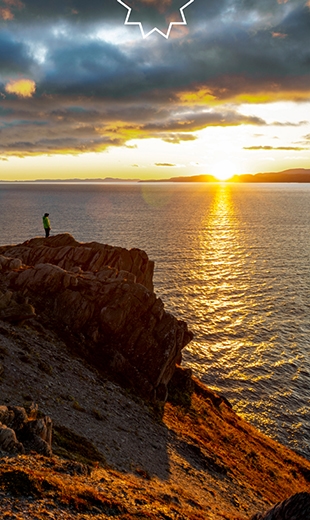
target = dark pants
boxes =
[45,227,50,238]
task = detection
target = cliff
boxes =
[0,235,310,519]
[0,234,192,401]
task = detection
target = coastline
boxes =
[1,167,310,184]
[0,235,310,518]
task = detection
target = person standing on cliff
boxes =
[43,213,51,238]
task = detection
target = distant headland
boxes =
[140,168,310,183]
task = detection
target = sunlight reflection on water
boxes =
[0,181,309,457]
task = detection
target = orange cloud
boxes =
[0,7,14,19]
[272,32,287,38]
[0,0,24,18]
[178,75,310,106]
[5,79,36,98]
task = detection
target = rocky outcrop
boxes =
[0,233,154,292]
[0,234,193,400]
[0,405,52,456]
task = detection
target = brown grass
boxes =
[164,379,310,507]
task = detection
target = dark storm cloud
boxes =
[2,1,310,92]
[23,1,308,101]
[0,94,269,155]
[0,31,34,72]
[0,0,309,156]
[0,0,123,22]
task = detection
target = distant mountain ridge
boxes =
[229,168,310,183]
[0,177,140,183]
[1,169,310,183]
[147,169,310,183]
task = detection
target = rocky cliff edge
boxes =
[0,234,193,401]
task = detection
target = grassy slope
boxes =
[0,318,310,519]
[1,379,310,519]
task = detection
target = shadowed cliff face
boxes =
[0,234,193,400]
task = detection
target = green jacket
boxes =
[43,216,50,229]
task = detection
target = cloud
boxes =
[155,163,176,166]
[0,0,310,157]
[5,78,36,97]
[0,32,35,73]
[0,0,24,20]
[272,32,287,38]
[117,0,194,38]
[2,1,310,102]
[162,133,197,143]
[272,120,308,127]
[0,8,14,20]
[243,146,308,151]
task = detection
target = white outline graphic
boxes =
[117,0,194,39]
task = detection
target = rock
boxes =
[0,302,36,323]
[0,424,24,454]
[0,256,22,271]
[0,289,36,323]
[0,233,155,291]
[6,406,28,431]
[0,405,14,425]
[0,405,52,456]
[251,492,310,519]
[0,290,13,309]
[167,365,194,406]
[1,235,193,400]
[20,416,53,456]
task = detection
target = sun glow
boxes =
[212,160,238,181]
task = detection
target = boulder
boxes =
[251,492,310,519]
[0,424,24,454]
[0,235,193,400]
[0,289,35,323]
[0,405,52,456]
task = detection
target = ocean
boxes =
[0,181,309,458]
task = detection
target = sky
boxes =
[0,0,310,180]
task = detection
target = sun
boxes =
[212,160,237,181]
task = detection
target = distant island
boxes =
[1,168,310,183]
[229,168,310,183]
[141,168,310,183]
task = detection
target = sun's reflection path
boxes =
[183,184,280,429]
[187,184,249,349]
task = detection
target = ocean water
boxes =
[1,181,310,458]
